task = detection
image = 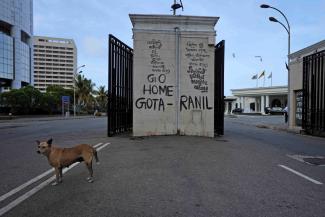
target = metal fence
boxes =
[108,34,133,136]
[214,40,225,136]
[302,49,325,136]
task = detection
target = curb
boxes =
[256,124,301,134]
[0,115,106,123]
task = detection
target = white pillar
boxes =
[254,97,257,112]
[261,95,265,114]
[225,102,229,114]
[265,95,270,108]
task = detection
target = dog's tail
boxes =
[93,148,100,165]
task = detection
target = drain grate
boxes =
[287,154,325,166]
[303,157,325,166]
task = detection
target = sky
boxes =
[34,0,325,96]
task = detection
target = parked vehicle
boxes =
[269,107,285,115]
[232,108,243,113]
[264,107,271,114]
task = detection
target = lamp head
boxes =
[260,4,270,8]
[269,17,278,22]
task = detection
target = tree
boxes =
[45,85,73,114]
[0,86,42,114]
[75,74,96,113]
[94,85,108,112]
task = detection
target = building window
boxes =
[21,31,30,44]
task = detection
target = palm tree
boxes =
[75,74,96,113]
[94,85,108,112]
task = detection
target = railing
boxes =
[214,40,225,136]
[302,49,325,136]
[108,34,133,136]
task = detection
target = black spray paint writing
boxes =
[180,95,213,111]
[135,39,174,111]
[185,41,210,93]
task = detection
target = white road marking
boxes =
[0,162,79,216]
[96,142,110,151]
[93,142,103,148]
[0,168,54,203]
[0,142,108,216]
[278,164,323,185]
[0,142,103,203]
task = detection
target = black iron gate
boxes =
[302,49,325,136]
[108,34,133,136]
[214,40,225,136]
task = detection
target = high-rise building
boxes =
[33,36,77,92]
[0,0,33,92]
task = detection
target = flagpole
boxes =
[264,74,265,87]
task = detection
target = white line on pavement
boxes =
[96,143,110,151]
[0,143,110,216]
[278,164,323,185]
[0,142,104,207]
[0,168,54,203]
[93,142,103,148]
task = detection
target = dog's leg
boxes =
[93,149,100,164]
[59,167,63,183]
[52,168,60,186]
[85,162,94,183]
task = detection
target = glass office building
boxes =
[0,0,33,92]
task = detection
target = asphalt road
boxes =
[0,116,107,196]
[1,115,325,217]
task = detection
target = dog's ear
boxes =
[47,138,53,146]
[36,140,40,145]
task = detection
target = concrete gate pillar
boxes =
[130,14,219,137]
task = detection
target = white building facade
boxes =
[0,0,33,92]
[33,36,77,92]
[227,86,288,114]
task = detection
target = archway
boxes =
[250,102,255,112]
[271,99,281,107]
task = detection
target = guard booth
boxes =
[108,14,224,137]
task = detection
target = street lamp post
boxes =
[74,65,85,117]
[260,4,291,125]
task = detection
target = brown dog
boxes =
[36,138,99,185]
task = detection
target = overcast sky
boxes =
[34,0,325,96]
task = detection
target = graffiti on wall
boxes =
[135,39,213,112]
[135,39,174,111]
[185,41,210,93]
[180,40,213,111]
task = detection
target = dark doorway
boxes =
[250,103,255,112]
[271,99,281,107]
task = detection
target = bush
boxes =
[0,85,73,115]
